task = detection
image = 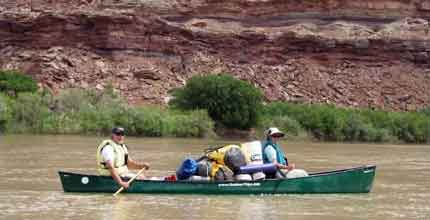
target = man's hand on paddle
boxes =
[127,158,150,170]
[142,162,150,170]
[120,181,130,189]
[106,161,131,189]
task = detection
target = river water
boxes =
[0,135,429,220]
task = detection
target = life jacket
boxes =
[262,140,288,166]
[96,139,129,176]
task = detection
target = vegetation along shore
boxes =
[1,70,429,143]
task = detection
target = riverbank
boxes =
[1,89,429,143]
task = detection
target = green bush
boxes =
[259,115,303,137]
[390,113,430,143]
[170,74,263,129]
[418,106,430,117]
[0,93,13,132]
[125,107,214,137]
[309,105,347,141]
[78,104,126,135]
[54,89,94,113]
[264,103,348,141]
[129,107,165,137]
[0,87,217,137]
[261,102,429,143]
[0,70,38,96]
[164,110,215,137]
[9,92,50,133]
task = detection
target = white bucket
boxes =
[187,176,210,181]
[241,141,263,165]
[286,169,308,179]
[252,172,266,180]
[234,174,253,181]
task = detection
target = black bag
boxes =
[197,160,212,177]
[224,147,247,174]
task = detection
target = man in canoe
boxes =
[96,127,150,189]
[263,127,308,178]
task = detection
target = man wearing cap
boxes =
[262,127,295,178]
[96,127,150,189]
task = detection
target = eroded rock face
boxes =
[1,0,430,110]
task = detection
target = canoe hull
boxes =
[59,165,376,194]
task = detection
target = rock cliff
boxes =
[1,0,430,110]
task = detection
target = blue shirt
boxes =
[262,140,288,165]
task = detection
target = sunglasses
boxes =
[271,135,283,138]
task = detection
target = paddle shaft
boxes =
[113,168,146,196]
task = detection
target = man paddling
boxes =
[96,127,150,189]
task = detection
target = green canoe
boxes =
[58,165,375,194]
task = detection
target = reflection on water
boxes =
[0,135,429,220]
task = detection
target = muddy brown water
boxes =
[0,135,429,220]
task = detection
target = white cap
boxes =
[265,127,285,137]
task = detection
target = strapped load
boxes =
[211,163,234,181]
[176,159,211,181]
[224,147,247,173]
[196,159,212,177]
[240,141,268,180]
[206,144,246,174]
[176,158,198,180]
[240,141,263,165]
[205,145,235,165]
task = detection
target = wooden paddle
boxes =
[113,168,146,197]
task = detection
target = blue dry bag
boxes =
[176,158,198,180]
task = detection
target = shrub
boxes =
[0,86,216,137]
[418,106,430,117]
[390,113,430,143]
[163,110,215,137]
[342,114,364,141]
[0,70,38,96]
[261,102,405,142]
[0,93,13,132]
[268,103,347,141]
[9,92,50,133]
[311,105,347,141]
[129,107,165,137]
[259,115,303,137]
[78,103,125,135]
[54,89,93,113]
[170,74,263,129]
